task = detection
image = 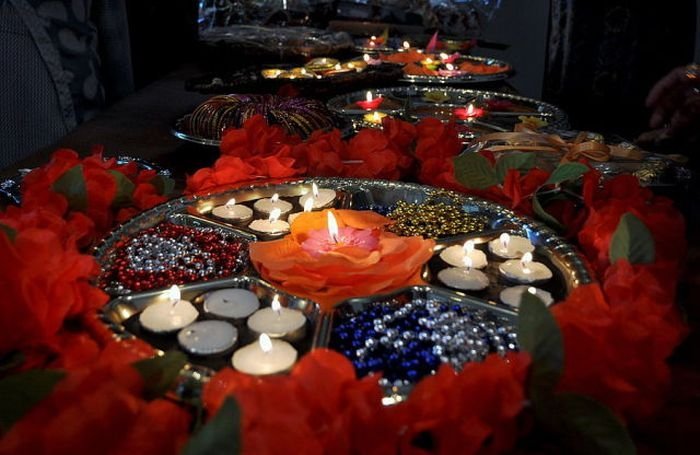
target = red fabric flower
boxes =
[578,175,686,276]
[220,114,299,158]
[0,350,190,455]
[291,129,346,177]
[383,117,417,151]
[399,353,530,455]
[344,129,412,180]
[0,216,106,358]
[414,118,461,161]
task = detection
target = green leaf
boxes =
[609,212,655,265]
[518,293,563,393]
[532,193,564,231]
[0,369,65,432]
[0,223,16,242]
[494,152,536,183]
[182,397,241,455]
[52,164,88,211]
[453,153,498,189]
[108,170,136,208]
[545,162,589,186]
[549,393,635,455]
[150,175,176,196]
[132,351,187,400]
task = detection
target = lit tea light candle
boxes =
[402,40,411,50]
[499,252,553,283]
[232,333,298,376]
[139,285,199,333]
[211,198,253,224]
[247,295,307,342]
[248,208,290,235]
[253,193,293,217]
[363,53,382,66]
[355,90,384,110]
[438,63,467,78]
[437,257,490,291]
[488,233,535,259]
[368,35,377,47]
[261,68,284,79]
[421,57,438,70]
[178,320,238,356]
[439,240,488,268]
[363,111,387,125]
[203,288,261,320]
[327,63,353,76]
[300,210,379,257]
[454,103,485,120]
[500,285,554,308]
[288,197,314,225]
[298,182,337,209]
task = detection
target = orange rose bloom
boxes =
[249,210,435,310]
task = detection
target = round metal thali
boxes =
[399,55,512,85]
[327,86,570,136]
[95,178,592,401]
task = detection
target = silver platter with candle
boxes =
[94,178,592,402]
[327,86,569,138]
[400,55,513,85]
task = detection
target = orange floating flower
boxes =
[249,209,435,310]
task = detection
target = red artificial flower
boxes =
[220,114,299,158]
[0,349,190,455]
[578,175,686,276]
[414,118,461,161]
[0,217,107,358]
[417,157,468,193]
[553,282,686,421]
[344,129,412,180]
[291,129,346,177]
[398,353,530,455]
[543,197,589,239]
[383,117,417,151]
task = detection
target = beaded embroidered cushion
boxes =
[185,94,335,139]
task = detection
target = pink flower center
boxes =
[301,227,379,258]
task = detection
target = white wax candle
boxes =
[288,197,314,225]
[298,183,336,209]
[500,285,554,308]
[439,241,488,268]
[437,266,490,291]
[499,253,552,283]
[232,334,298,376]
[253,193,293,216]
[211,198,253,223]
[139,286,198,333]
[203,288,260,320]
[488,233,535,259]
[178,320,238,355]
[248,218,290,235]
[247,297,306,340]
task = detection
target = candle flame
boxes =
[466,103,476,116]
[363,54,370,63]
[463,255,473,270]
[446,63,454,71]
[334,63,342,70]
[259,334,273,353]
[321,58,327,64]
[365,91,373,102]
[521,252,533,274]
[439,52,449,60]
[370,35,376,40]
[527,286,537,295]
[463,240,475,254]
[347,62,355,69]
[327,211,339,243]
[424,58,433,64]
[303,197,314,212]
[225,198,236,210]
[271,295,281,313]
[372,111,381,122]
[167,285,181,305]
[269,208,281,223]
[271,193,279,203]
[312,182,319,198]
[403,41,410,49]
[300,68,307,75]
[499,233,510,251]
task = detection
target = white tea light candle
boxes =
[178,320,238,355]
[232,334,298,376]
[254,193,293,217]
[437,258,490,291]
[248,208,290,235]
[500,285,554,308]
[139,285,198,333]
[211,198,253,223]
[247,296,306,341]
[499,252,553,283]
[439,240,488,268]
[203,288,261,320]
[298,183,337,209]
[488,233,535,259]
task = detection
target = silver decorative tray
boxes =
[327,86,569,135]
[400,55,512,85]
[95,178,592,399]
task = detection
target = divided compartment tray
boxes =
[102,276,320,372]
